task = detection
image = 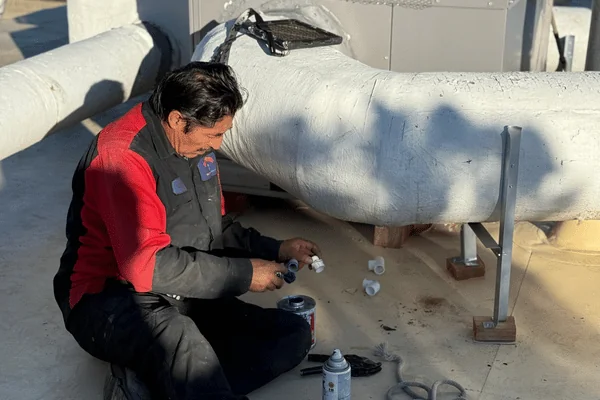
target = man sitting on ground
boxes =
[53,61,320,400]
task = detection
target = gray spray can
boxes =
[322,349,351,400]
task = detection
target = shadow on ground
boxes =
[0,76,145,399]
[8,4,67,58]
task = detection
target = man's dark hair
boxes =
[149,61,245,132]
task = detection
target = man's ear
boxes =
[167,110,185,130]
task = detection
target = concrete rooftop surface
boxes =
[2,1,600,400]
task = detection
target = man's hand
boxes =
[249,259,287,292]
[278,238,322,269]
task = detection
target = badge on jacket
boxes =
[171,177,188,195]
[198,152,218,181]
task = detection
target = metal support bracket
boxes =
[447,126,522,342]
[491,125,521,325]
[560,35,575,72]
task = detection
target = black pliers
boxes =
[300,353,382,377]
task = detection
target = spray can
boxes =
[322,349,351,400]
[277,295,316,349]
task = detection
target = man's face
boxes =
[166,112,233,158]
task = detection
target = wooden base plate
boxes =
[473,316,517,343]
[446,256,486,280]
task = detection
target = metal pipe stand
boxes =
[446,126,522,343]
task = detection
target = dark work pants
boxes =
[66,283,312,400]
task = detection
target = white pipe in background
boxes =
[193,20,600,226]
[0,22,172,161]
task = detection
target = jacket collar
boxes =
[142,101,176,159]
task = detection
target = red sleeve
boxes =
[89,149,170,291]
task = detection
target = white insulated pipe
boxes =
[193,20,600,226]
[0,22,172,161]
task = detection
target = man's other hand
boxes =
[278,238,322,269]
[249,259,287,292]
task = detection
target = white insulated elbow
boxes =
[193,18,600,226]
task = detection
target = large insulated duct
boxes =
[193,19,600,226]
[0,22,172,161]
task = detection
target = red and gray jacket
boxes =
[53,101,281,322]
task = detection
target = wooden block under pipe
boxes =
[473,316,517,343]
[373,224,433,248]
[446,256,486,280]
[373,225,411,248]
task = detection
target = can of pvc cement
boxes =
[277,295,316,349]
[322,349,351,400]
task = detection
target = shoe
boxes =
[103,363,152,400]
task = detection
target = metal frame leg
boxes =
[449,126,523,341]
[561,35,575,73]
[446,223,485,280]
[493,126,522,325]
[460,224,478,266]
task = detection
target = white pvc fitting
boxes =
[363,279,381,296]
[311,255,325,273]
[368,256,385,275]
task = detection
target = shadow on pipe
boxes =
[231,96,580,227]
